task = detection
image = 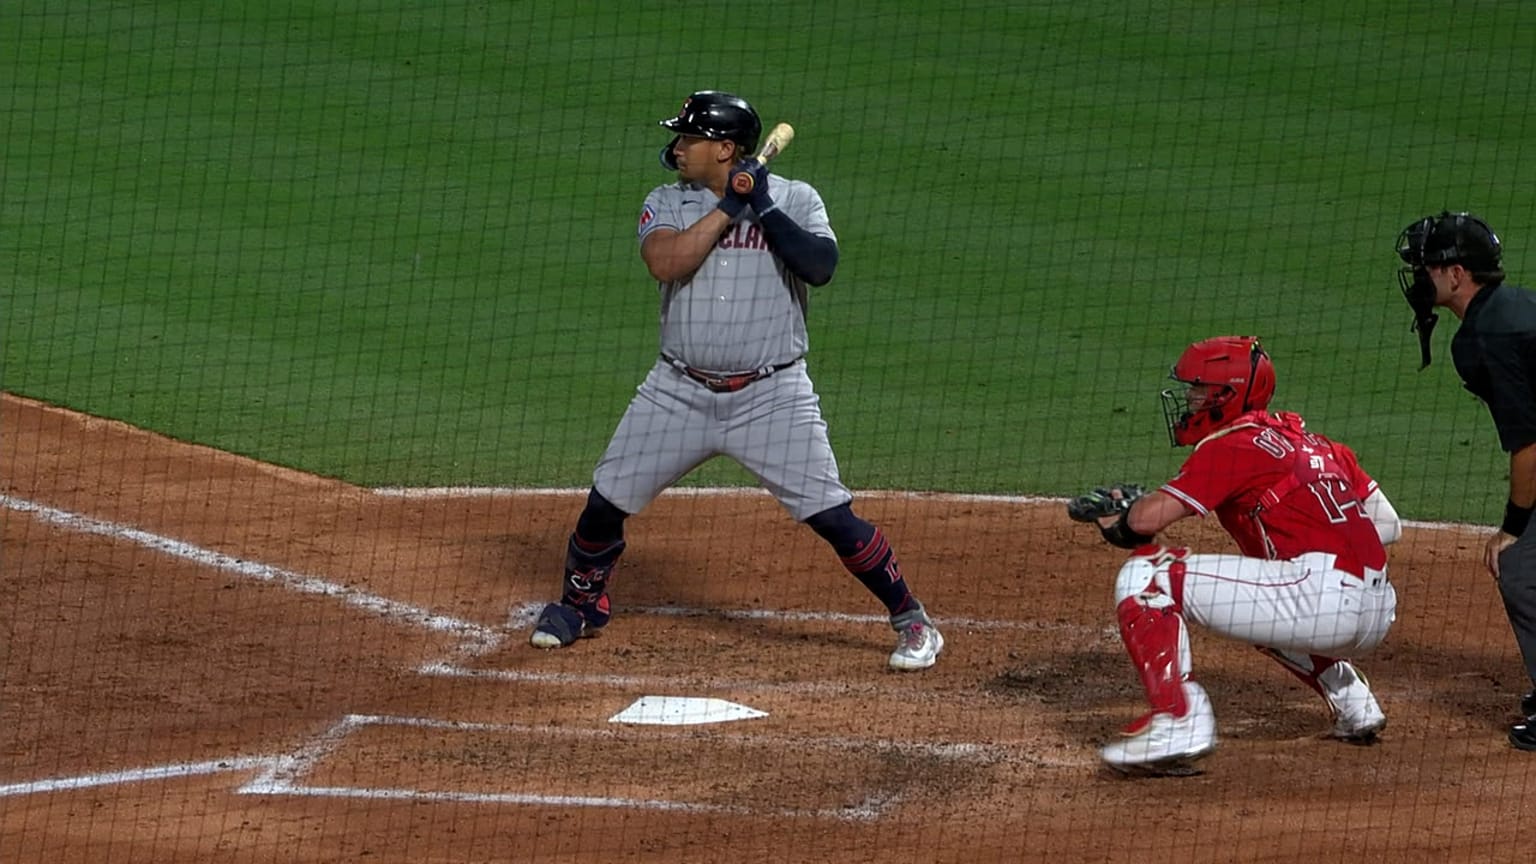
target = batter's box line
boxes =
[235,713,940,821]
[419,661,980,702]
[0,756,276,799]
[1,493,508,660]
[504,601,1116,636]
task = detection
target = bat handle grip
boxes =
[731,166,759,195]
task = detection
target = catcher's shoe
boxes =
[529,602,602,649]
[888,604,944,671]
[1323,662,1386,743]
[1101,682,1217,775]
[1522,689,1536,719]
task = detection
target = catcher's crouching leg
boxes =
[1100,546,1217,772]
[1255,648,1386,742]
[531,490,628,649]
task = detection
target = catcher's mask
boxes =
[657,90,761,170]
[1395,211,1504,368]
[1161,336,1276,447]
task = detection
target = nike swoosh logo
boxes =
[682,199,700,205]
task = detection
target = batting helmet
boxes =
[1161,336,1276,447]
[657,91,761,170]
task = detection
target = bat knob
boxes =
[731,173,754,194]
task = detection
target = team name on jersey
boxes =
[718,222,769,250]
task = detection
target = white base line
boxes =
[0,757,273,798]
[412,662,1123,725]
[246,783,895,821]
[240,714,369,794]
[370,485,1488,533]
[506,601,1115,635]
[0,494,504,656]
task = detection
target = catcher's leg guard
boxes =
[1103,548,1215,772]
[1256,648,1386,742]
[1113,547,1195,722]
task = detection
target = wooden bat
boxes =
[731,122,795,194]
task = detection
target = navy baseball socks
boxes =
[809,504,943,671]
[532,499,944,669]
[530,534,624,649]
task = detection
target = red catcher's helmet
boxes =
[1161,336,1276,446]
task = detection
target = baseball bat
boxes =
[731,122,795,195]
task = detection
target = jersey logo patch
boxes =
[638,204,656,235]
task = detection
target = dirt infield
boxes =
[3,391,1535,863]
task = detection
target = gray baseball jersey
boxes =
[640,176,834,371]
[591,176,852,521]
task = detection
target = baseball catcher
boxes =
[1067,336,1402,774]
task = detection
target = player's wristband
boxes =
[1502,500,1533,537]
[1100,510,1155,550]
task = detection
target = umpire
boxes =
[1397,211,1536,750]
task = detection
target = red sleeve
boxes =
[1331,441,1378,499]
[1160,437,1249,516]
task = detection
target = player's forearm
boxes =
[1126,490,1192,537]
[757,208,838,286]
[643,212,732,282]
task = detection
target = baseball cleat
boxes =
[1510,721,1536,752]
[1323,662,1387,743]
[888,605,944,671]
[1101,682,1217,775]
[529,602,600,649]
[1522,690,1536,719]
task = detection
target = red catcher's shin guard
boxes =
[1116,596,1189,718]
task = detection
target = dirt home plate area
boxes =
[2,392,1535,863]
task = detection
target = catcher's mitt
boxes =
[1066,484,1148,523]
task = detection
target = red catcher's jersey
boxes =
[1160,411,1387,578]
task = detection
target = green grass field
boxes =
[5,1,1534,521]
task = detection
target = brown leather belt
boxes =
[661,354,801,393]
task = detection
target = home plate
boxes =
[609,696,768,726]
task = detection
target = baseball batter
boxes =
[529,90,943,671]
[1067,337,1401,774]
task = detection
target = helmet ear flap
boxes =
[659,136,680,169]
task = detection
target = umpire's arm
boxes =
[1508,442,1536,518]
